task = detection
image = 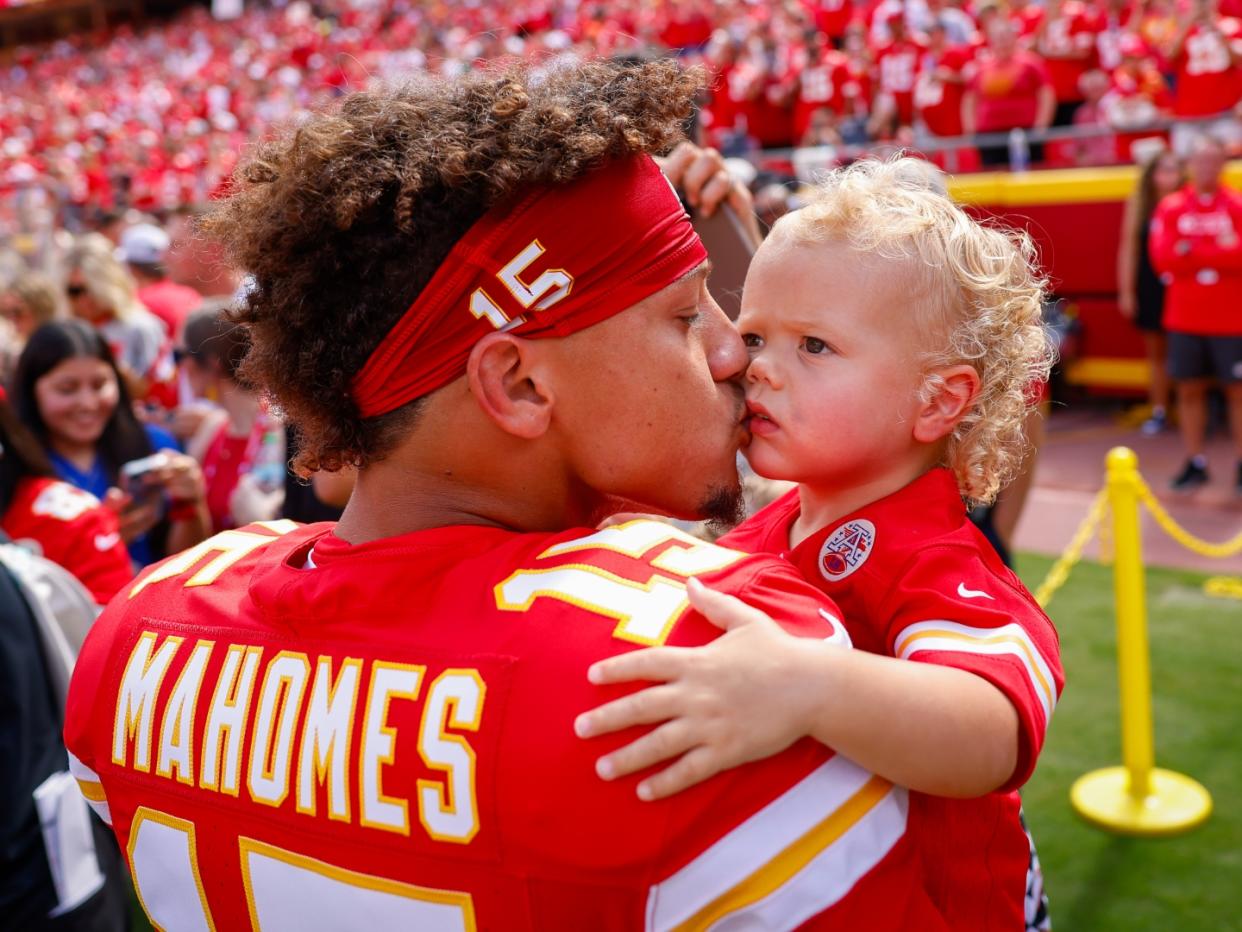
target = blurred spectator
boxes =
[165,205,244,299]
[62,235,176,405]
[121,222,203,341]
[1118,148,1184,434]
[1167,0,1242,153]
[11,320,209,565]
[178,304,284,531]
[753,182,797,230]
[0,272,64,382]
[870,13,925,138]
[1072,70,1119,164]
[962,20,1055,166]
[1102,34,1174,160]
[1034,0,1100,126]
[0,393,132,604]
[1148,133,1242,492]
[915,20,976,139]
[792,33,858,145]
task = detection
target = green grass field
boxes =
[1014,553,1242,932]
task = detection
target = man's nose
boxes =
[703,298,748,383]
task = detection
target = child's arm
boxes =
[576,578,1020,801]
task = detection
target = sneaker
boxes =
[1140,409,1167,436]
[1171,458,1209,492]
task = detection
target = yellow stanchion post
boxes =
[1070,447,1212,835]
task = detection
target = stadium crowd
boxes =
[3,0,1242,235]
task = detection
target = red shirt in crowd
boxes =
[795,49,858,139]
[875,37,926,123]
[722,469,1064,932]
[969,50,1053,131]
[2,477,133,604]
[65,519,950,929]
[916,44,976,136]
[137,278,204,341]
[1171,20,1242,116]
[1149,183,1242,335]
[806,0,855,40]
[1033,1,1100,102]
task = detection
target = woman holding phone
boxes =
[10,320,210,568]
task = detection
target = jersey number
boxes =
[128,808,475,932]
[494,520,744,646]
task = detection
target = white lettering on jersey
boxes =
[360,662,424,835]
[248,652,311,807]
[417,671,486,844]
[297,656,363,822]
[156,640,214,785]
[200,644,263,795]
[113,632,184,772]
[33,481,98,522]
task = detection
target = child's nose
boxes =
[746,351,782,389]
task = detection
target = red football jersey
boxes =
[1149,184,1242,336]
[794,52,858,140]
[1172,21,1242,116]
[1033,3,1100,102]
[721,469,1065,932]
[2,476,133,604]
[916,45,976,136]
[65,518,949,930]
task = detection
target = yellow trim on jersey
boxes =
[75,777,107,803]
[669,775,893,932]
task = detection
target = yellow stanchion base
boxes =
[1071,766,1212,836]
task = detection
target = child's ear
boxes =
[913,364,981,444]
[467,332,554,440]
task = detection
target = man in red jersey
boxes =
[1032,0,1100,126]
[871,13,926,136]
[63,62,946,930]
[793,32,860,143]
[1149,133,1242,493]
[1168,0,1242,153]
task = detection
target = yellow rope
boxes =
[1034,489,1109,609]
[1204,577,1242,600]
[1132,476,1242,558]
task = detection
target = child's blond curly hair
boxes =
[777,156,1054,505]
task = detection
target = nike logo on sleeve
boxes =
[956,582,994,601]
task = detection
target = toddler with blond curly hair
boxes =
[576,156,1064,931]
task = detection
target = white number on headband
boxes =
[470,239,575,331]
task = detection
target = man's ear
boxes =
[466,333,554,439]
[913,364,981,443]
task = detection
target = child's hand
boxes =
[574,578,831,801]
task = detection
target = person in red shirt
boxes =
[122,223,204,343]
[916,21,977,137]
[1167,0,1242,153]
[1148,133,1242,492]
[793,32,861,142]
[806,0,856,45]
[1034,0,1101,125]
[64,62,948,930]
[871,14,927,136]
[962,19,1056,165]
[578,157,1062,932]
[0,393,133,605]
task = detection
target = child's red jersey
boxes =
[721,469,1064,932]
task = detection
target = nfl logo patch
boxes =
[818,519,876,583]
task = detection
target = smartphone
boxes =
[693,203,760,321]
[120,453,171,504]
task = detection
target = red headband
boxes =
[351,154,708,418]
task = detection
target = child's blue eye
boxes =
[802,337,829,355]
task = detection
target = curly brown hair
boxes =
[203,59,701,473]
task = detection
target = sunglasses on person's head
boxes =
[66,284,87,298]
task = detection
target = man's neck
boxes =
[334,453,595,545]
[218,381,259,436]
[1195,181,1220,198]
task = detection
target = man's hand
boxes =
[574,578,828,801]
[657,142,762,244]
